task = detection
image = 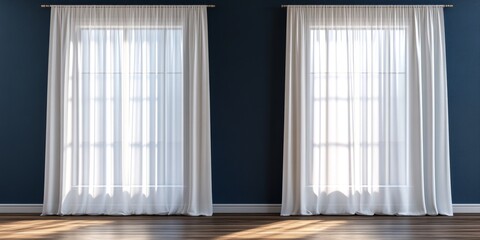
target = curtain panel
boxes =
[282,6,452,216]
[43,5,212,216]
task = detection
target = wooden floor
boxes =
[1,214,479,239]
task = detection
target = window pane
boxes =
[67,28,184,192]
[309,28,407,189]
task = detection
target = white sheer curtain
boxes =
[282,6,452,216]
[43,5,212,216]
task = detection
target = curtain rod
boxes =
[281,4,454,8]
[41,4,215,8]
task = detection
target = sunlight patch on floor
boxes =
[0,220,113,239]
[216,220,345,239]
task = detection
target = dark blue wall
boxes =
[0,0,478,204]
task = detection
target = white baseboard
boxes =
[213,204,480,214]
[0,204,478,214]
[452,204,480,213]
[0,204,282,214]
[213,204,281,213]
[0,204,43,214]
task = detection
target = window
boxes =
[63,28,185,196]
[307,27,408,195]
